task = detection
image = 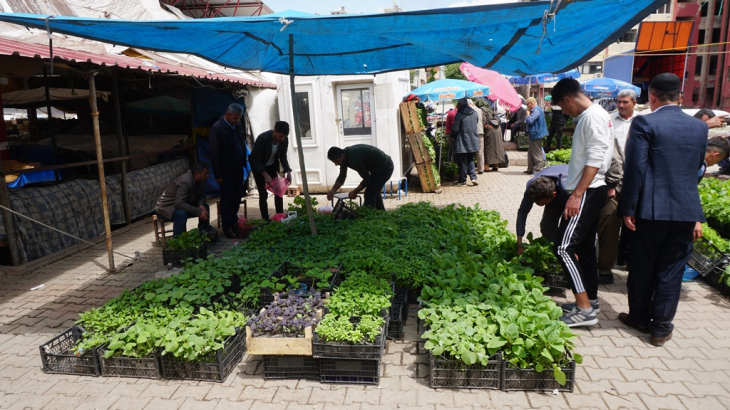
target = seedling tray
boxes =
[429,352,501,390]
[98,347,162,379]
[333,198,359,220]
[688,237,729,277]
[515,132,529,151]
[162,243,208,268]
[262,355,320,380]
[320,358,380,385]
[387,297,406,340]
[501,350,575,392]
[534,269,570,289]
[161,327,246,382]
[259,262,342,309]
[39,326,100,377]
[702,265,730,298]
[312,324,385,360]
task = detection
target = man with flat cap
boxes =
[618,73,708,347]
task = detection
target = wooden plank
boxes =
[244,309,320,356]
[399,103,414,135]
[246,326,313,356]
[415,161,435,193]
[407,133,426,164]
[424,160,440,189]
[407,102,422,133]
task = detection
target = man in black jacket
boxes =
[507,106,527,142]
[249,121,292,221]
[209,103,247,238]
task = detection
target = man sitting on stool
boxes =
[155,161,210,237]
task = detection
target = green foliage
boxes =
[316,315,385,344]
[288,195,318,215]
[545,148,572,165]
[721,265,730,287]
[702,223,730,253]
[521,233,561,273]
[444,63,467,81]
[166,228,209,251]
[327,271,393,317]
[699,179,730,226]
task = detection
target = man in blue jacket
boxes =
[209,103,247,238]
[525,97,548,174]
[618,73,708,347]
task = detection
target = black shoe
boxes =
[453,181,466,186]
[597,274,614,285]
[618,312,649,334]
[223,227,236,239]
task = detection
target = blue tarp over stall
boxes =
[0,1,670,76]
[604,52,635,84]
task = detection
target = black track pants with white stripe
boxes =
[553,186,607,300]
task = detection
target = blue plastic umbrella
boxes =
[509,69,581,85]
[409,79,490,103]
[580,77,642,99]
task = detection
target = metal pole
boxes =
[112,73,131,225]
[0,156,22,266]
[289,34,317,235]
[88,71,116,273]
[42,66,59,182]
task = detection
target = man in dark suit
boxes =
[618,73,707,347]
[249,121,292,221]
[209,103,247,238]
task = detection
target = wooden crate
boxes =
[415,161,439,193]
[245,308,322,356]
[399,101,423,134]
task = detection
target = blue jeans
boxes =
[160,203,210,237]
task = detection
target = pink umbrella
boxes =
[459,63,522,112]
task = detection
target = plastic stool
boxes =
[383,177,408,200]
[216,198,248,228]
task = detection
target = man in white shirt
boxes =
[610,89,637,154]
[550,78,613,327]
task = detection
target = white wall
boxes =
[246,87,279,140]
[277,71,411,193]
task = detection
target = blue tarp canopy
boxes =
[508,69,582,85]
[0,0,669,76]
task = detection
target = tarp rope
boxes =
[0,204,157,267]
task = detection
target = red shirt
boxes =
[445,109,457,134]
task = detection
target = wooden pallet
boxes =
[400,101,440,193]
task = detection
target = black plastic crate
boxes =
[703,265,730,298]
[501,350,576,392]
[534,269,570,289]
[320,358,380,385]
[393,288,409,324]
[689,237,729,277]
[162,243,208,268]
[98,347,162,379]
[259,262,342,308]
[515,130,529,151]
[262,355,320,380]
[39,326,100,377]
[387,300,406,341]
[333,198,358,220]
[407,286,422,305]
[429,352,501,389]
[312,324,385,360]
[161,327,245,382]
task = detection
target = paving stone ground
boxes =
[1,158,730,409]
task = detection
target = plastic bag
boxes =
[270,213,288,222]
[266,177,290,197]
[318,204,334,213]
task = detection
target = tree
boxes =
[444,63,467,81]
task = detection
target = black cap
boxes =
[649,73,681,93]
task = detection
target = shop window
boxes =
[695,56,703,76]
[341,88,372,136]
[294,91,313,140]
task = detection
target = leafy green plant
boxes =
[720,265,730,287]
[699,179,730,227]
[316,315,385,344]
[288,195,318,215]
[521,233,561,273]
[545,148,572,165]
[166,228,210,251]
[442,161,458,178]
[702,223,730,253]
[327,271,392,317]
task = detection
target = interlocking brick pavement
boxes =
[1,164,730,409]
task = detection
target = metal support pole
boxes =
[88,72,116,273]
[289,34,317,235]
[112,73,131,225]
[42,66,59,182]
[0,156,22,266]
